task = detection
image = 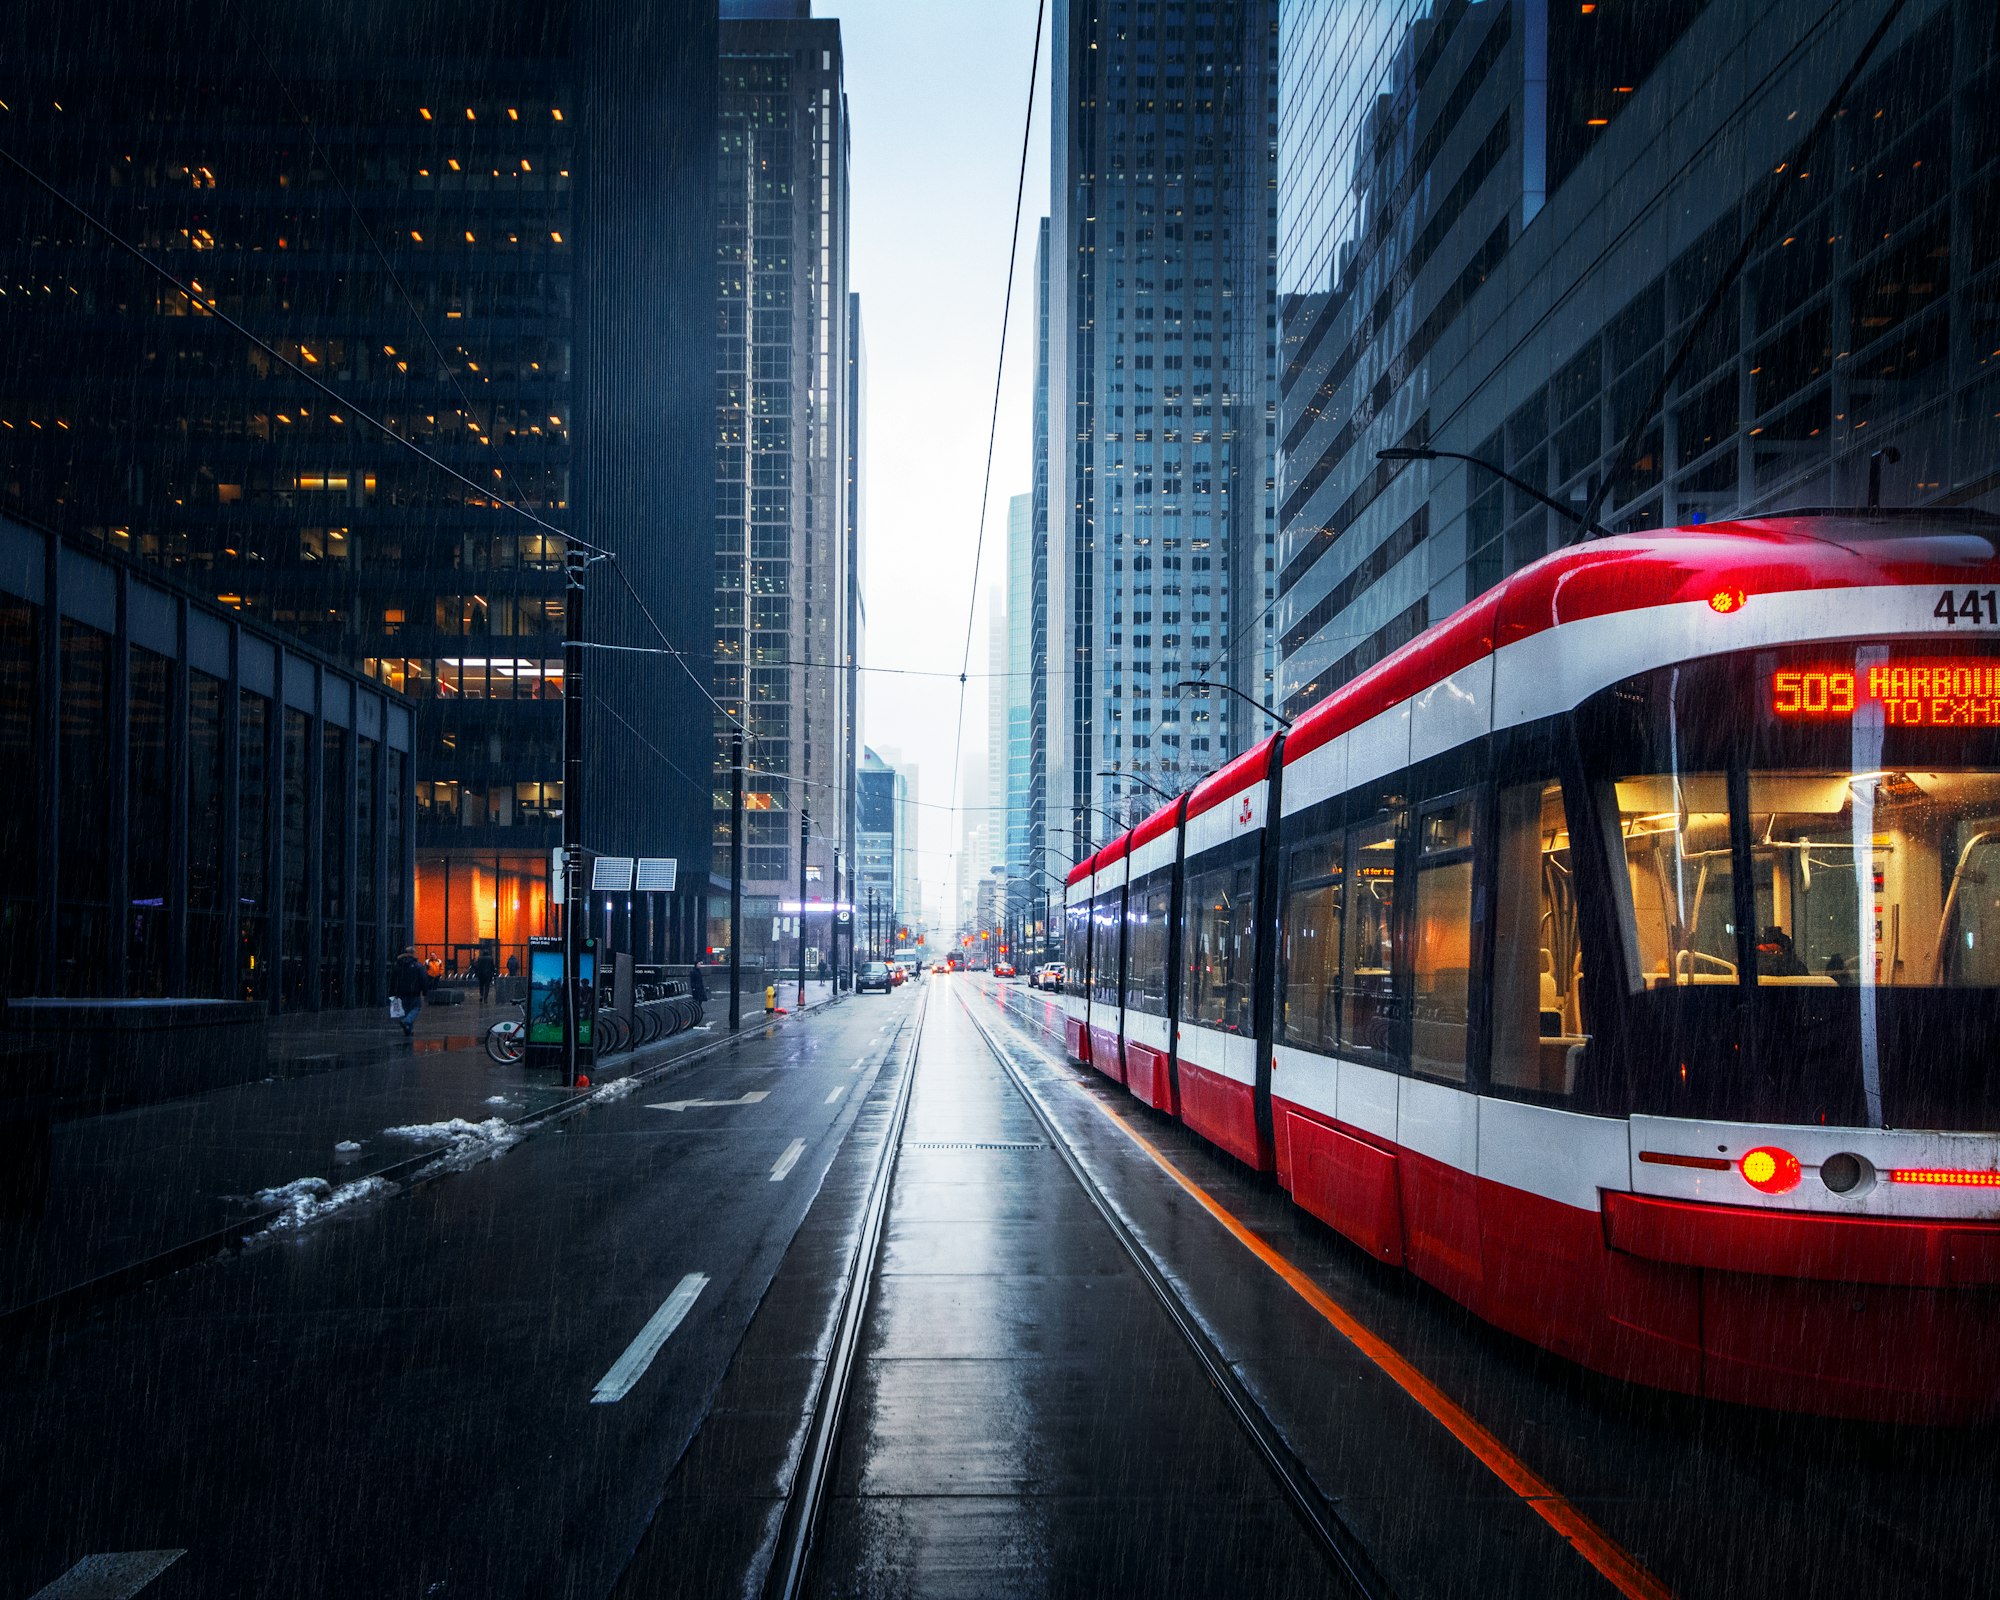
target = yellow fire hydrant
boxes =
[765,984,777,1014]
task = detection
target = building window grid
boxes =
[1279,1,2000,704]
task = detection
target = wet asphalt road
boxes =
[0,989,919,1599]
[4,973,1998,1599]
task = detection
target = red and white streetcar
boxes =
[1061,511,2000,1423]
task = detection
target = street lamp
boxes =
[1171,679,1294,731]
[1375,446,1610,540]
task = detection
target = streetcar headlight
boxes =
[1740,1146,1802,1195]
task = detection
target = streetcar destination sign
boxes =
[1771,659,2000,725]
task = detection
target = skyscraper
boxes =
[714,0,857,961]
[1275,0,2000,714]
[0,0,720,1003]
[1050,0,1281,866]
[1028,218,1052,930]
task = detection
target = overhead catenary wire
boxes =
[944,0,1047,836]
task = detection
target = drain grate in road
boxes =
[903,1140,1045,1151]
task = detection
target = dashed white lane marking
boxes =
[849,1055,867,1071]
[769,1138,807,1182]
[30,1550,185,1598]
[590,1273,710,1405]
[825,1085,847,1104]
[647,1090,770,1112]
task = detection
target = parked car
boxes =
[857,960,893,994]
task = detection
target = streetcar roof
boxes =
[1049,513,2000,870]
[1129,794,1184,849]
[1186,732,1278,818]
[1283,513,2000,765]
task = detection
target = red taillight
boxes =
[1740,1146,1802,1194]
[1887,1167,2000,1188]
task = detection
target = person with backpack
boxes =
[473,948,497,1005]
[390,947,429,1039]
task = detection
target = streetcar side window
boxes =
[1064,898,1089,998]
[1125,869,1172,1016]
[1279,833,1342,1052]
[1183,848,1257,1034]
[1490,780,1590,1098]
[1410,794,1478,1083]
[1090,888,1124,1009]
[1339,813,1402,1064]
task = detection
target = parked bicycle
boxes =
[485,1001,525,1065]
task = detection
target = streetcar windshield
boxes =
[1580,645,2000,1130]
[1609,771,2000,990]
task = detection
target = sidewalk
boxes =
[0,987,840,1327]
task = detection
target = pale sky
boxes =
[834,0,1051,931]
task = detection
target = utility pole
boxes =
[832,843,844,991]
[562,546,587,1085]
[796,801,810,1009]
[728,725,743,1033]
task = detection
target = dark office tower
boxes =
[1028,218,1051,918]
[1275,0,2000,716]
[0,0,720,1004]
[714,0,855,961]
[1051,0,1280,865]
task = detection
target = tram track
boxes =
[758,975,1388,1600]
[759,984,929,1600]
[949,984,1396,1600]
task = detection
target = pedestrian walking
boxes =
[474,948,497,1005]
[689,960,708,1014]
[390,947,429,1040]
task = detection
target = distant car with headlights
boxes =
[857,960,893,994]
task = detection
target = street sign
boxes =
[636,857,678,892]
[592,855,635,892]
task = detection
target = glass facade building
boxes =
[0,510,412,1008]
[0,2,722,979]
[1051,0,1282,866]
[855,745,911,949]
[1276,0,2000,715]
[714,1,858,955]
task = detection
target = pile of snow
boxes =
[382,1115,522,1173]
[587,1076,639,1104]
[334,1139,362,1153]
[483,1095,516,1106]
[255,1175,395,1231]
